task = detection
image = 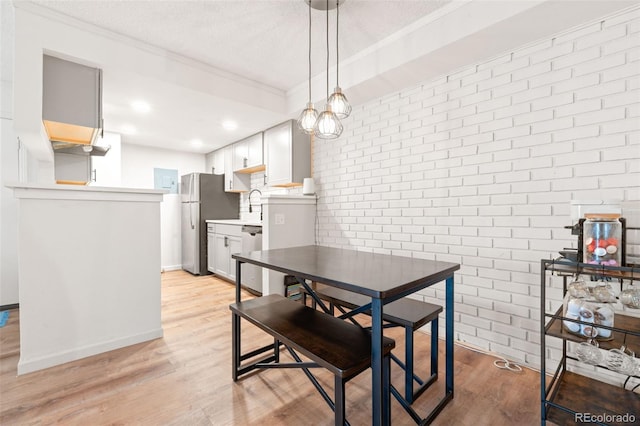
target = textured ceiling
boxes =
[29,0,452,92]
[13,0,635,154]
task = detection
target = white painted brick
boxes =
[479,117,513,133]
[514,109,554,125]
[492,80,529,98]
[553,74,602,96]
[434,78,461,95]
[554,46,601,69]
[511,157,551,171]
[478,227,510,238]
[552,125,600,142]
[529,68,572,88]
[604,89,640,108]
[512,62,552,81]
[530,92,574,111]
[575,53,627,77]
[477,329,511,346]
[531,117,573,134]
[513,204,552,216]
[513,39,552,59]
[448,83,477,100]
[493,147,530,162]
[555,99,602,118]
[530,41,574,63]
[602,118,640,134]
[575,79,626,102]
[479,307,512,324]
[494,102,530,120]
[575,24,627,50]
[461,90,491,107]
[461,68,492,86]
[314,13,638,370]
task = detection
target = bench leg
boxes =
[274,338,280,363]
[384,352,391,425]
[431,318,439,379]
[335,376,346,426]
[232,312,241,381]
[404,325,414,404]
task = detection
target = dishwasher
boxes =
[241,225,263,295]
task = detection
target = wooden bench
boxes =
[230,294,396,426]
[302,284,443,404]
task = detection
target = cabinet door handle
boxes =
[224,236,228,247]
[92,169,97,182]
[243,157,248,168]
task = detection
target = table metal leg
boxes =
[446,276,454,396]
[371,297,389,426]
[233,260,243,381]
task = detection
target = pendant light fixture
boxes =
[313,0,343,139]
[327,0,351,119]
[296,0,318,134]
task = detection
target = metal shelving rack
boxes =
[540,258,640,426]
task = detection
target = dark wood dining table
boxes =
[232,245,460,425]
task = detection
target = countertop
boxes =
[206,219,262,227]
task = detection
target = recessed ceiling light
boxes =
[222,120,238,131]
[120,124,137,135]
[131,100,151,113]
[191,138,203,147]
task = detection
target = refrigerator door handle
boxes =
[190,174,195,229]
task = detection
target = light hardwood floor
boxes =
[0,271,540,425]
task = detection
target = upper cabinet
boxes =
[211,149,225,175]
[264,120,310,187]
[42,55,103,145]
[233,132,264,173]
[224,145,249,193]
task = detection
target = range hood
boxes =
[51,141,110,156]
[42,54,103,147]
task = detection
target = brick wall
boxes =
[314,6,640,373]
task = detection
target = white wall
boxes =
[121,143,206,270]
[0,1,19,306]
[315,6,640,380]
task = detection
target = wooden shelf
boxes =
[547,371,639,425]
[546,307,640,351]
[545,259,640,281]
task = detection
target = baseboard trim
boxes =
[17,328,164,375]
[0,303,19,311]
[161,265,182,272]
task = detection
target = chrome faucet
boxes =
[248,189,262,214]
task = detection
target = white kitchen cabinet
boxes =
[233,132,264,173]
[213,234,241,280]
[207,224,216,273]
[264,119,310,187]
[212,223,242,281]
[42,54,102,145]
[211,149,225,175]
[207,222,262,294]
[89,132,121,187]
[54,152,91,184]
[224,145,249,192]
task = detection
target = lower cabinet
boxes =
[207,223,261,293]
[214,233,241,281]
[207,226,216,273]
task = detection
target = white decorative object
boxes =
[302,177,315,195]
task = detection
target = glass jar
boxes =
[583,215,622,266]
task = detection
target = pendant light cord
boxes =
[307,0,312,101]
[325,0,329,99]
[336,0,339,87]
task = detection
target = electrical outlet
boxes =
[275,213,285,225]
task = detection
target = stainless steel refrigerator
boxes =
[181,173,239,275]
